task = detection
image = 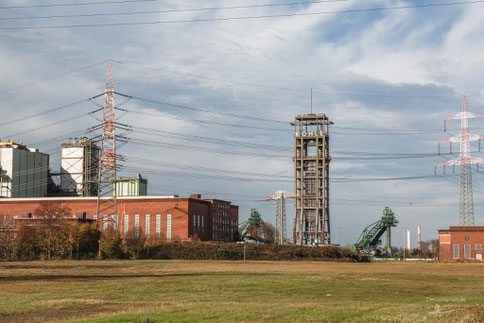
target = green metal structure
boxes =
[238,209,262,241]
[350,207,398,258]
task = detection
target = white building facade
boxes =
[0,141,49,198]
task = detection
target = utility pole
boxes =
[96,60,118,256]
[436,96,484,226]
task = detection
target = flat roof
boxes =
[439,226,484,232]
[0,195,179,202]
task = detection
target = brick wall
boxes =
[0,196,237,241]
[438,226,484,261]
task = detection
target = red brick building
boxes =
[438,226,484,261]
[0,194,239,242]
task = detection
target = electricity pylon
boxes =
[96,60,117,235]
[437,96,484,226]
[263,190,297,244]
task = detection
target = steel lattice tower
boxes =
[96,60,117,234]
[292,114,332,245]
[263,190,296,245]
[437,96,484,226]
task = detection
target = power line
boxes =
[0,0,160,10]
[114,106,289,133]
[4,108,102,138]
[0,62,107,95]
[113,60,459,99]
[0,93,103,128]
[2,1,483,30]
[1,1,349,20]
[115,91,288,124]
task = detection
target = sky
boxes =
[1,0,484,248]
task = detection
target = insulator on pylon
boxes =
[443,165,446,175]
[434,166,437,175]
[453,164,455,174]
[450,142,452,154]
[477,164,480,173]
[444,120,447,132]
[438,143,441,155]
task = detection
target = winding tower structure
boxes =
[292,114,332,245]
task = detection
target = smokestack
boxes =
[407,230,411,250]
[417,225,421,250]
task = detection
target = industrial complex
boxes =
[0,61,483,261]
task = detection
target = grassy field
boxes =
[0,260,482,322]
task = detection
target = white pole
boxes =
[407,230,411,250]
[417,225,421,250]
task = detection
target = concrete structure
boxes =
[291,114,332,245]
[438,226,484,261]
[114,174,147,196]
[0,140,49,198]
[60,138,99,196]
[0,194,238,242]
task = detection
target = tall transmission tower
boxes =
[437,96,484,226]
[263,190,296,245]
[292,114,332,245]
[96,60,117,234]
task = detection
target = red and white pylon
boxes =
[437,96,484,226]
[263,191,297,244]
[96,60,118,234]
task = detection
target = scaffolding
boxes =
[292,114,332,245]
[60,138,99,196]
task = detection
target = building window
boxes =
[476,244,482,251]
[156,214,161,238]
[201,216,204,227]
[464,244,471,259]
[453,244,460,259]
[93,214,97,220]
[167,214,172,240]
[134,214,140,238]
[193,215,196,227]
[145,214,150,237]
[124,214,129,237]
[3,216,7,226]
[103,215,108,232]
[197,214,200,227]
[113,214,118,232]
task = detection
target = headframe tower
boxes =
[292,114,332,245]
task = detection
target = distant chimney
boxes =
[190,194,202,199]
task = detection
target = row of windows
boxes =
[193,214,205,228]
[99,213,171,239]
[453,244,482,259]
[215,204,230,210]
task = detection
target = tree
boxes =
[246,220,276,244]
[34,201,72,260]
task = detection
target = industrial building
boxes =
[114,174,148,196]
[0,194,238,242]
[60,138,99,196]
[438,226,484,261]
[0,140,49,198]
[292,114,332,245]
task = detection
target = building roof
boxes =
[0,195,179,202]
[439,226,484,232]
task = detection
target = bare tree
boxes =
[246,220,276,244]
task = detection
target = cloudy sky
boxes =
[1,0,484,247]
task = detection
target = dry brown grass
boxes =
[0,260,482,322]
